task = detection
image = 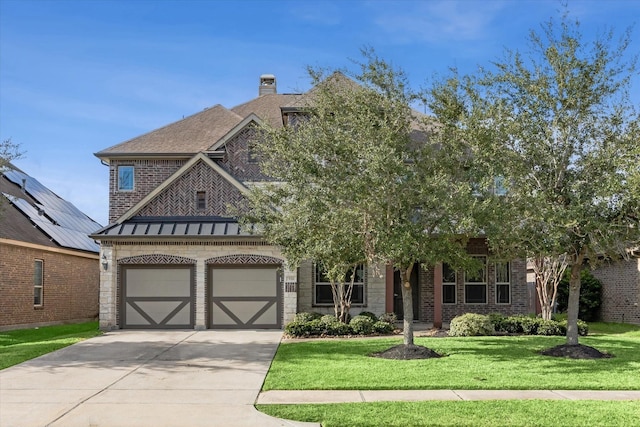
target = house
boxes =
[92,74,531,330]
[593,254,640,324]
[0,165,102,330]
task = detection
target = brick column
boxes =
[385,264,394,314]
[283,264,298,325]
[434,262,443,328]
[195,260,206,330]
[99,246,117,330]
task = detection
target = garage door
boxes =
[210,266,281,329]
[122,267,194,329]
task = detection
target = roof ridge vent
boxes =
[259,74,276,96]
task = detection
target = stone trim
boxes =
[118,254,196,264]
[205,254,283,265]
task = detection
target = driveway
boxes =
[0,330,316,427]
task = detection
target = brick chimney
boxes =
[259,74,276,96]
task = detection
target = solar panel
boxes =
[3,168,102,253]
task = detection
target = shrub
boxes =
[372,321,394,334]
[537,319,562,336]
[325,321,352,336]
[320,314,339,325]
[293,312,322,323]
[559,319,589,336]
[488,313,507,332]
[449,313,495,337]
[519,317,543,335]
[379,312,398,324]
[350,315,375,335]
[358,311,378,322]
[557,269,602,322]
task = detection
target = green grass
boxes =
[0,321,101,369]
[258,400,640,427]
[264,324,640,391]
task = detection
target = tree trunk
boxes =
[566,255,584,345]
[400,264,415,346]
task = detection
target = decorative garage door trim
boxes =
[205,254,283,265]
[119,254,196,264]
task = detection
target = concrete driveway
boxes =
[0,330,317,427]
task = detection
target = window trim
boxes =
[196,191,207,210]
[313,263,366,306]
[34,259,43,307]
[117,165,135,191]
[464,255,487,304]
[495,261,511,305]
[442,263,457,304]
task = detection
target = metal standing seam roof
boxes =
[92,217,261,239]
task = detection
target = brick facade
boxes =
[0,241,99,330]
[109,159,186,222]
[136,160,246,218]
[219,125,271,182]
[593,258,640,324]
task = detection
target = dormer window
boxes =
[196,191,206,210]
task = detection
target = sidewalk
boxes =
[257,389,640,404]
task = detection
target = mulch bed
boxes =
[371,344,443,360]
[539,343,613,359]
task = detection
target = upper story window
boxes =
[464,255,487,304]
[196,191,206,210]
[314,263,365,306]
[34,259,43,306]
[442,263,457,304]
[117,165,134,191]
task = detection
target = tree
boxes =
[0,138,22,171]
[245,50,476,351]
[430,12,640,350]
[532,254,568,321]
[0,138,24,214]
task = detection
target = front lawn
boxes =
[258,400,640,427]
[0,321,101,369]
[264,324,640,390]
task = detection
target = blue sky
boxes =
[1,0,638,226]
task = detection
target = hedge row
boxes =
[449,313,589,337]
[284,312,397,337]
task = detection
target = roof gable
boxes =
[114,153,249,224]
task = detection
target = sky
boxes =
[1,0,639,226]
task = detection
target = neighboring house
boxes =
[0,165,102,330]
[593,255,640,324]
[92,74,531,331]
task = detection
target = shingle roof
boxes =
[231,93,300,128]
[95,105,244,157]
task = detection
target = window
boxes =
[495,261,511,304]
[493,176,508,196]
[117,165,134,191]
[314,263,365,305]
[196,191,206,210]
[34,260,43,306]
[465,256,487,304]
[442,263,456,304]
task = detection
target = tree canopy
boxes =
[427,12,640,346]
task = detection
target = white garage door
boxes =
[210,266,280,329]
[122,267,194,329]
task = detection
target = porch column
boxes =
[195,260,206,330]
[98,245,117,331]
[434,262,443,328]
